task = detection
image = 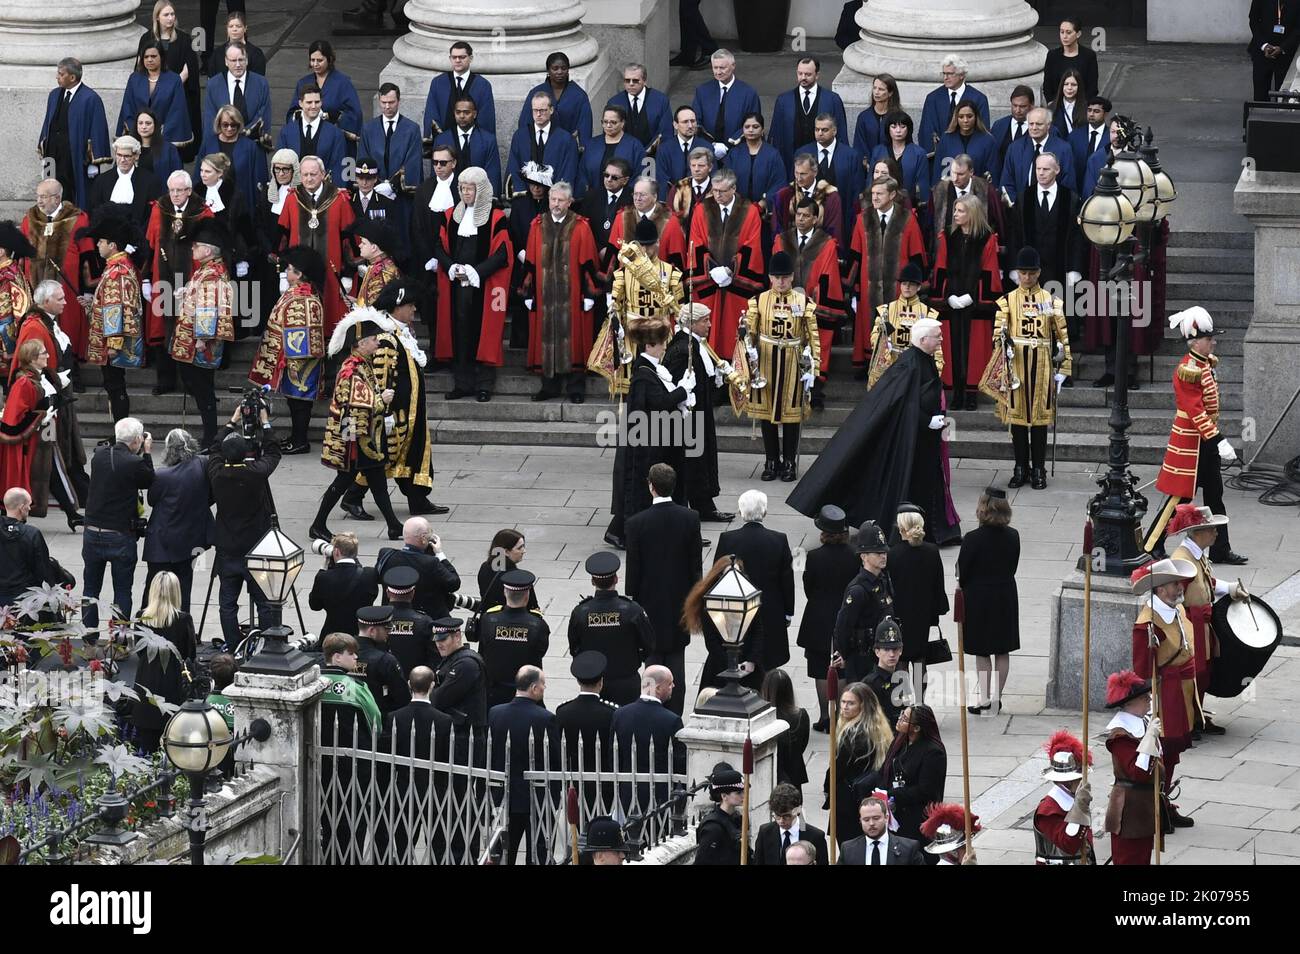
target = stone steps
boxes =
[1164,247,1254,275]
[1166,230,1252,251]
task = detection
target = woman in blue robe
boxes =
[725,112,787,213]
[118,40,192,152]
[195,105,269,211]
[577,106,647,197]
[870,111,930,206]
[139,2,201,161]
[930,101,998,187]
[515,52,593,137]
[289,40,364,155]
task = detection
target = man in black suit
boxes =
[609,666,686,818]
[88,136,161,227]
[308,531,379,637]
[579,156,633,252]
[625,463,703,715]
[664,302,732,523]
[376,517,462,620]
[838,795,925,865]
[751,783,829,865]
[381,565,437,676]
[380,665,454,861]
[488,665,559,864]
[355,605,412,715]
[1249,0,1300,101]
[717,489,796,673]
[555,651,619,814]
[1018,151,1085,358]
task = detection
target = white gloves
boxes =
[1054,372,1066,393]
[383,414,396,434]
[462,264,480,288]
[711,141,728,160]
[1230,580,1250,601]
[946,295,961,309]
[851,296,858,312]
[236,261,249,278]
[341,276,353,294]
[1217,437,1236,461]
[524,298,534,311]
[955,293,974,308]
[425,257,438,272]
[125,244,136,255]
[86,164,99,178]
[709,265,732,287]
[141,280,152,299]
[57,369,71,389]
[517,248,526,262]
[605,293,615,311]
[800,371,815,390]
[375,181,396,199]
[279,273,289,294]
[357,263,370,278]
[928,414,947,431]
[582,297,594,312]
[1008,270,1019,284]
[1066,271,1082,286]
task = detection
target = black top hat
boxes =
[0,221,37,260]
[581,816,630,853]
[354,157,381,177]
[814,504,849,534]
[357,605,394,627]
[1014,246,1041,271]
[854,520,888,554]
[348,217,399,254]
[371,277,420,313]
[501,569,536,590]
[570,650,608,683]
[190,217,231,252]
[279,244,326,293]
[432,616,464,639]
[874,617,904,648]
[769,250,794,276]
[633,217,660,245]
[898,261,924,284]
[383,566,420,594]
[585,551,621,579]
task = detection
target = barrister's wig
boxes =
[627,316,671,347]
[453,166,494,227]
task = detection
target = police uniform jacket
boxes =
[432,645,488,728]
[477,604,551,692]
[356,635,412,715]
[555,691,618,772]
[386,603,438,676]
[566,589,655,687]
[832,567,895,681]
[694,806,745,865]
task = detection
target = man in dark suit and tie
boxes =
[656,106,702,200]
[202,44,273,140]
[488,665,559,864]
[433,96,503,195]
[751,783,829,865]
[607,63,673,150]
[506,92,578,195]
[717,490,796,674]
[309,531,379,637]
[376,518,463,620]
[1018,151,1085,352]
[838,795,925,865]
[89,137,162,227]
[769,57,849,178]
[276,85,346,184]
[625,463,703,715]
[989,85,1035,179]
[377,665,454,860]
[579,157,633,252]
[689,50,761,149]
[1249,0,1300,100]
[1068,96,1111,194]
[794,114,862,239]
[999,108,1075,205]
[423,41,498,141]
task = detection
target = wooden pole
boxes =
[1080,521,1094,864]
[827,664,840,864]
[741,734,753,866]
[566,786,580,866]
[953,587,975,862]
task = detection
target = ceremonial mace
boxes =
[567,786,580,866]
[741,734,753,866]
[953,588,976,864]
[826,664,840,864]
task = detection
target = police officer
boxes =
[581,815,632,865]
[477,569,551,709]
[382,566,437,676]
[863,617,914,730]
[556,651,619,813]
[832,521,896,683]
[567,552,656,705]
[695,761,747,865]
[431,616,488,731]
[356,605,412,716]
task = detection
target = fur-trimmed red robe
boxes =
[772,227,844,377]
[688,196,765,352]
[847,206,926,366]
[523,212,599,377]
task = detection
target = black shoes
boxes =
[408,499,450,516]
[386,525,404,540]
[280,441,311,455]
[309,524,333,543]
[1211,550,1248,566]
[532,389,560,402]
[1031,467,1047,490]
[477,390,492,403]
[603,532,626,550]
[66,512,84,532]
[1201,717,1226,736]
[964,393,977,411]
[781,461,798,482]
[571,393,585,404]
[1092,372,1115,388]
[445,388,473,400]
[340,501,374,521]
[151,385,174,396]
[699,510,734,523]
[1008,466,1027,488]
[760,459,779,481]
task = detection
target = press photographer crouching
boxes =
[308,531,379,637]
[82,418,155,630]
[207,403,282,648]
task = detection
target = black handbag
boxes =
[923,625,953,665]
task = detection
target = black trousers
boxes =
[144,559,196,615]
[947,306,973,401]
[452,297,497,392]
[153,344,177,392]
[102,365,130,421]
[1010,423,1047,470]
[541,373,585,399]
[1103,337,1138,378]
[286,397,314,446]
[678,0,716,58]
[1145,437,1234,558]
[316,463,401,534]
[505,811,547,865]
[1252,51,1297,101]
[760,422,800,463]
[177,362,218,444]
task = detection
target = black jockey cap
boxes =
[190,217,231,253]
[279,244,326,293]
[814,504,848,534]
[854,520,889,554]
[357,605,394,628]
[899,261,924,285]
[348,217,399,255]
[874,616,904,649]
[769,250,794,276]
[371,277,421,313]
[585,551,621,583]
[0,220,36,259]
[571,650,608,683]
[1015,246,1041,271]
[432,616,464,640]
[383,566,419,601]
[501,569,536,591]
[634,217,660,245]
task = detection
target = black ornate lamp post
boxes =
[240,519,311,675]
[695,557,769,718]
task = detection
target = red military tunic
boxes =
[1105,714,1157,866]
[523,211,599,377]
[1132,600,1196,763]
[0,258,34,366]
[846,206,926,366]
[1033,788,1095,864]
[144,200,213,347]
[279,184,356,336]
[22,203,92,360]
[932,229,1001,389]
[1155,351,1220,500]
[433,207,513,366]
[772,227,845,378]
[688,195,765,352]
[353,254,401,308]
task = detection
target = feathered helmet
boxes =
[920,802,980,854]
[1105,669,1152,709]
[1168,305,1222,341]
[520,161,554,188]
[1166,503,1228,537]
[327,305,391,357]
[1042,730,1093,781]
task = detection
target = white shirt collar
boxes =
[864,831,889,862]
[1107,710,1146,738]
[779,820,801,843]
[819,139,835,157]
[1182,537,1204,559]
[578,690,602,698]
[335,557,357,565]
[797,229,812,242]
[411,697,431,705]
[1047,784,1075,812]
[719,79,733,94]
[537,122,552,137]
[1151,594,1178,624]
[1040,181,1058,204]
[642,351,662,367]
[652,495,672,504]
[639,694,662,704]
[66,82,82,100]
[453,69,471,84]
[879,207,891,224]
[950,82,967,101]
[228,72,245,95]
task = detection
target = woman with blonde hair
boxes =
[0,340,51,497]
[140,0,201,159]
[130,570,197,751]
[932,192,1002,410]
[887,505,948,698]
[684,555,762,694]
[823,682,894,845]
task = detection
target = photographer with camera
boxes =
[207,404,282,648]
[82,418,155,630]
[308,531,379,637]
[376,516,462,620]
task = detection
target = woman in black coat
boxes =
[142,429,214,614]
[882,703,947,859]
[957,487,1020,714]
[1041,16,1100,102]
[887,506,949,700]
[761,670,809,789]
[477,529,539,611]
[130,570,198,752]
[797,505,860,730]
[823,683,894,845]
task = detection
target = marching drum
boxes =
[1208,594,1283,698]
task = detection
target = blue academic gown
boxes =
[202,71,273,139]
[870,143,929,199]
[691,79,762,144]
[1069,125,1110,193]
[931,130,998,186]
[193,134,267,210]
[999,132,1076,199]
[988,115,1023,176]
[1081,148,1111,199]
[725,143,787,210]
[506,125,578,193]
[798,140,865,236]
[853,108,893,160]
[576,136,646,197]
[145,141,183,186]
[655,136,703,199]
[275,121,347,186]
[360,115,424,190]
[119,71,192,148]
[433,127,502,196]
[768,85,848,178]
[39,85,111,212]
[517,82,594,137]
[423,72,497,139]
[290,71,364,147]
[918,85,991,154]
[605,88,673,149]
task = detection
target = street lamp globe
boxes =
[245,522,304,606]
[1079,164,1137,248]
[1111,147,1156,223]
[163,698,234,775]
[704,557,762,646]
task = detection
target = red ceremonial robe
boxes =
[0,372,47,495]
[22,205,92,359]
[847,207,926,365]
[278,186,357,335]
[688,197,765,352]
[523,212,600,375]
[10,313,59,385]
[1033,793,1095,863]
[932,229,1001,388]
[434,207,513,366]
[772,228,844,377]
[144,202,213,346]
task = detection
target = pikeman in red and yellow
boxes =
[0,223,36,366]
[1032,730,1095,865]
[1104,669,1160,865]
[1165,503,1250,736]
[687,167,765,352]
[1143,306,1246,564]
[1129,558,1198,834]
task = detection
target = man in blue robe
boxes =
[277,85,347,185]
[690,50,761,148]
[422,40,497,140]
[38,58,110,212]
[202,44,273,142]
[606,63,673,150]
[918,54,991,157]
[1068,96,1111,194]
[507,93,578,195]
[516,52,593,138]
[433,95,502,195]
[998,107,1075,204]
[768,57,848,179]
[795,115,863,239]
[361,83,423,237]
[655,106,705,200]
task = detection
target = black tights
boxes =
[102,365,129,421]
[760,422,800,463]
[314,465,401,535]
[286,397,314,446]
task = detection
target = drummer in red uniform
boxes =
[1032,730,1095,865]
[1166,504,1250,737]
[1130,558,1198,833]
[1104,669,1159,865]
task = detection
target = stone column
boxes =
[380,0,617,160]
[583,0,671,98]
[1048,569,1140,711]
[223,666,328,864]
[0,0,142,212]
[675,706,788,839]
[834,0,1046,126]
